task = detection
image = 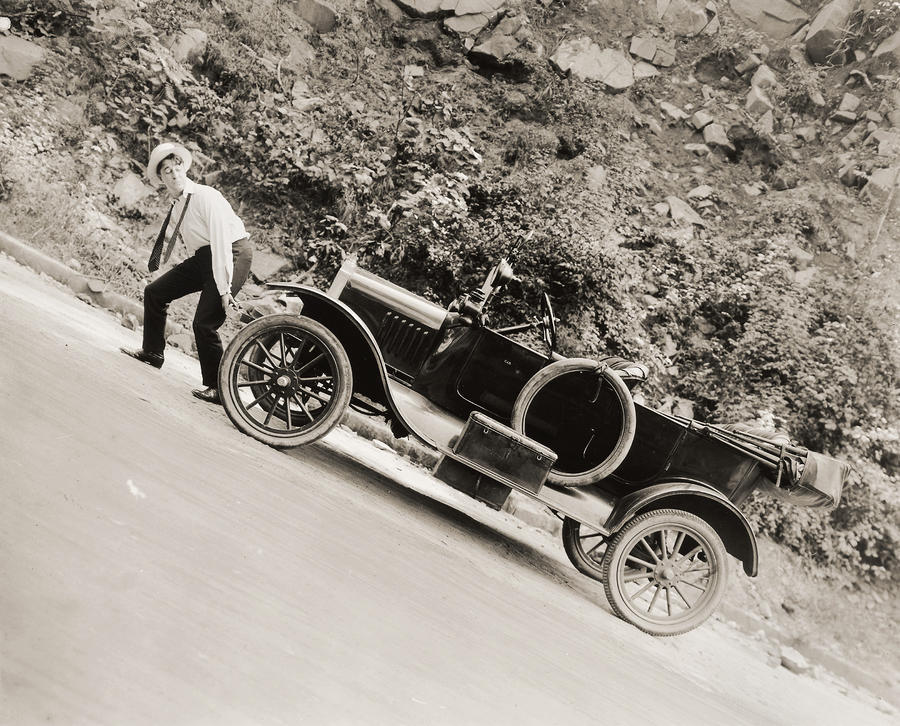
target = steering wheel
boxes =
[541,292,557,352]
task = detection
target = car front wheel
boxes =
[218,314,353,448]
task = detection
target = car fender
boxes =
[263,283,413,434]
[604,479,758,576]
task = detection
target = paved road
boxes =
[0,255,892,726]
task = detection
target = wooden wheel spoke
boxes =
[295,384,332,406]
[253,339,280,369]
[246,388,275,411]
[623,570,651,583]
[625,553,655,570]
[236,380,270,388]
[676,544,703,563]
[628,579,656,602]
[579,531,605,541]
[665,586,672,616]
[679,577,710,592]
[291,393,315,422]
[672,583,693,609]
[263,393,281,426]
[671,531,686,558]
[640,536,661,563]
[293,351,327,376]
[241,358,275,376]
[297,374,333,384]
[647,584,662,613]
[680,565,711,576]
[658,529,670,558]
[278,332,289,367]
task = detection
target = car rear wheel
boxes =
[219,314,353,448]
[510,358,636,486]
[601,509,729,636]
[561,517,608,581]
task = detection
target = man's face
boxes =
[159,156,187,197]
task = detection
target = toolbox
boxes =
[451,412,557,495]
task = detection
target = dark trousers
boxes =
[142,239,253,386]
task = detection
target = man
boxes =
[121,141,253,404]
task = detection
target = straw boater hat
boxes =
[146,141,192,187]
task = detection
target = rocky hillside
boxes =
[1,0,898,585]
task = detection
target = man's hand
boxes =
[221,292,240,312]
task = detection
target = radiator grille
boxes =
[377,312,434,378]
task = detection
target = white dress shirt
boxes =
[165,178,248,295]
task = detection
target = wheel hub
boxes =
[654,560,679,585]
[273,369,295,391]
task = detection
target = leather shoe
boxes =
[120,347,164,369]
[192,387,221,405]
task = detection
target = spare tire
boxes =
[510,358,636,487]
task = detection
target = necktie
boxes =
[147,194,192,272]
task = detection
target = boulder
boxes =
[660,101,688,121]
[736,53,762,74]
[658,0,718,37]
[444,13,492,37]
[165,27,208,65]
[750,64,778,91]
[291,0,337,32]
[443,0,505,37]
[665,195,706,226]
[795,126,818,142]
[585,165,608,191]
[684,143,712,155]
[391,0,444,17]
[780,646,812,675]
[444,0,505,13]
[867,130,900,157]
[703,122,735,152]
[472,32,520,63]
[0,34,45,81]
[729,0,807,40]
[746,86,774,116]
[874,29,900,62]
[629,35,657,62]
[469,13,536,71]
[687,184,713,199]
[550,39,634,91]
[634,61,659,80]
[690,110,714,129]
[113,172,152,208]
[758,109,775,134]
[838,92,860,112]
[742,181,766,195]
[840,126,864,149]
[251,248,293,281]
[862,166,900,204]
[373,0,407,20]
[92,5,154,36]
[831,109,857,123]
[652,40,676,66]
[805,0,854,65]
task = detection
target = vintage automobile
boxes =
[217,256,851,636]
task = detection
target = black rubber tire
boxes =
[600,509,729,636]
[218,314,353,448]
[510,358,636,486]
[561,517,608,582]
